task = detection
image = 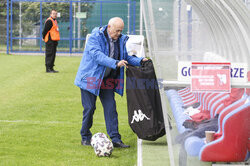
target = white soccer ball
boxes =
[90,133,113,157]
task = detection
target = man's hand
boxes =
[142,58,148,62]
[117,60,128,68]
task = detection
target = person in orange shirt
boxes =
[42,9,60,73]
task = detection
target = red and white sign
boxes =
[191,62,231,93]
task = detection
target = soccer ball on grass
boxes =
[90,133,113,157]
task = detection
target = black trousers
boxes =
[45,40,58,69]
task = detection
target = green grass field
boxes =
[0,54,137,166]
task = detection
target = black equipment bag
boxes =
[126,59,166,141]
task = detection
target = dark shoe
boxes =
[112,141,130,148]
[46,69,59,73]
[81,140,91,146]
[51,67,59,73]
[46,68,53,73]
[51,69,59,73]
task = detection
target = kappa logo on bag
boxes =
[131,109,150,124]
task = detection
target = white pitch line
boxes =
[0,120,128,126]
[137,138,143,166]
[0,120,72,124]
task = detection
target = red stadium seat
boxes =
[199,101,250,162]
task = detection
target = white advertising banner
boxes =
[178,61,248,83]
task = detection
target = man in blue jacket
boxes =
[75,17,147,148]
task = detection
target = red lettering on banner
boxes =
[191,62,231,93]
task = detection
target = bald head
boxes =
[107,17,124,40]
[108,17,124,27]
